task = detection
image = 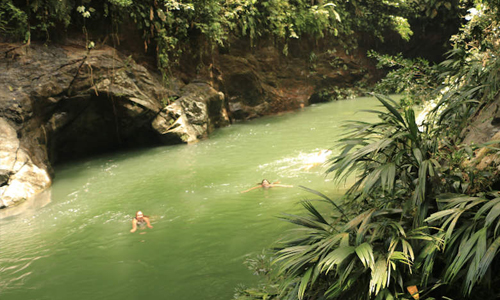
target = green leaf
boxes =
[299,186,347,218]
[413,148,423,165]
[342,209,376,232]
[370,258,389,295]
[301,200,328,225]
[405,107,419,142]
[372,93,406,126]
[425,208,458,223]
[388,251,411,266]
[355,242,375,269]
[473,235,500,290]
[320,246,355,274]
[380,162,396,192]
[485,201,500,227]
[445,229,483,282]
[298,268,312,300]
[464,227,487,294]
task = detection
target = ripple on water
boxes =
[256,148,333,178]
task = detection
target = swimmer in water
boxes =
[241,179,293,193]
[130,210,153,233]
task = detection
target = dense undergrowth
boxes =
[234,1,500,300]
[1,0,460,74]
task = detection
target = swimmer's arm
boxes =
[271,184,294,188]
[241,186,261,193]
[144,217,153,229]
[130,219,138,233]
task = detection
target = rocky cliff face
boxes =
[0,39,373,208]
[0,43,229,208]
[205,40,375,120]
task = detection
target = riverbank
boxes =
[0,39,376,209]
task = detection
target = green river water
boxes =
[0,97,384,300]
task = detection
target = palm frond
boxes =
[355,242,375,269]
[298,186,347,218]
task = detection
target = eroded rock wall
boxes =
[0,43,229,208]
[198,39,376,120]
[0,38,374,208]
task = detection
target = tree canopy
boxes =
[0,0,461,70]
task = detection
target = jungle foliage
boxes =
[0,0,456,72]
[235,1,500,300]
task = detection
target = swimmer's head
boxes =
[261,179,271,186]
[136,211,144,219]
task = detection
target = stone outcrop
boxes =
[0,118,51,208]
[215,42,373,120]
[153,82,229,143]
[0,42,229,208]
[0,38,375,209]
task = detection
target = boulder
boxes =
[153,82,229,143]
[0,118,51,208]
